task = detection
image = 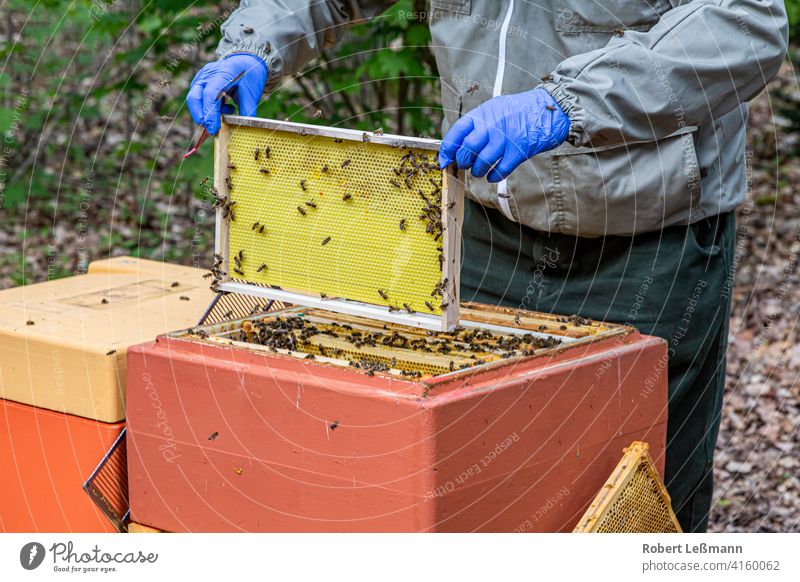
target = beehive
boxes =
[126,303,669,532]
[212,116,464,330]
[0,399,124,532]
[0,257,215,422]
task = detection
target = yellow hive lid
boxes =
[0,257,213,422]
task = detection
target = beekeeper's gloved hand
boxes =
[187,54,268,136]
[439,88,570,183]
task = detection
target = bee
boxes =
[321,236,331,245]
[399,219,406,231]
[180,296,190,301]
[254,147,260,160]
[541,74,554,82]
[203,272,213,279]
[297,206,307,216]
[498,192,511,198]
[233,268,245,276]
[314,109,323,118]
[321,165,329,173]
[305,200,317,208]
[514,313,521,325]
[228,163,237,170]
[388,305,400,312]
[225,177,233,191]
[200,176,209,186]
[545,105,557,111]
[257,263,267,273]
[447,200,456,209]
[389,179,401,188]
[333,138,343,144]
[101,298,109,304]
[614,28,625,37]
[238,249,244,261]
[106,349,116,356]
[234,256,241,268]
[320,292,328,299]
[26,320,35,325]
[362,132,370,143]
[300,180,308,191]
[374,127,384,136]
[208,432,219,441]
[404,177,412,189]
[329,421,339,430]
[259,168,270,175]
[341,159,351,168]
[243,26,254,34]
[342,192,352,201]
[403,303,414,314]
[233,467,243,475]
[429,178,440,188]
[252,221,260,230]
[258,225,265,234]
[440,302,449,309]
[378,289,389,300]
[467,83,479,94]
[425,301,435,311]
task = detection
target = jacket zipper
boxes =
[494,0,516,222]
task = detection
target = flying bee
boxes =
[374,127,384,136]
[341,159,351,169]
[378,289,389,300]
[399,219,406,231]
[425,301,435,311]
[233,268,244,276]
[314,109,323,118]
[257,263,267,273]
[321,236,331,245]
[297,206,306,216]
[305,200,317,208]
[342,192,352,201]
[300,180,308,191]
[259,168,270,175]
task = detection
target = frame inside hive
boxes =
[213,115,465,331]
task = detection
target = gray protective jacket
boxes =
[216,1,788,237]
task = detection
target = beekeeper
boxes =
[187,1,788,532]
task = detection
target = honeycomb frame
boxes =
[213,115,465,331]
[573,441,682,533]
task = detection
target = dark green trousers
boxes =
[460,198,736,533]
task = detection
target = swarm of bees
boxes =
[214,314,562,380]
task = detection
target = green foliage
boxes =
[0,0,441,272]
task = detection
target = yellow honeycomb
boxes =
[223,123,445,314]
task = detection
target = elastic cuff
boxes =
[217,41,282,92]
[540,79,587,147]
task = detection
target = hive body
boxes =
[127,309,668,532]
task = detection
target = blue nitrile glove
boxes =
[438,88,570,183]
[186,53,268,135]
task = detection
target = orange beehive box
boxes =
[0,399,124,532]
[0,257,214,423]
[127,305,668,532]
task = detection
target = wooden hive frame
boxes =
[213,115,465,331]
